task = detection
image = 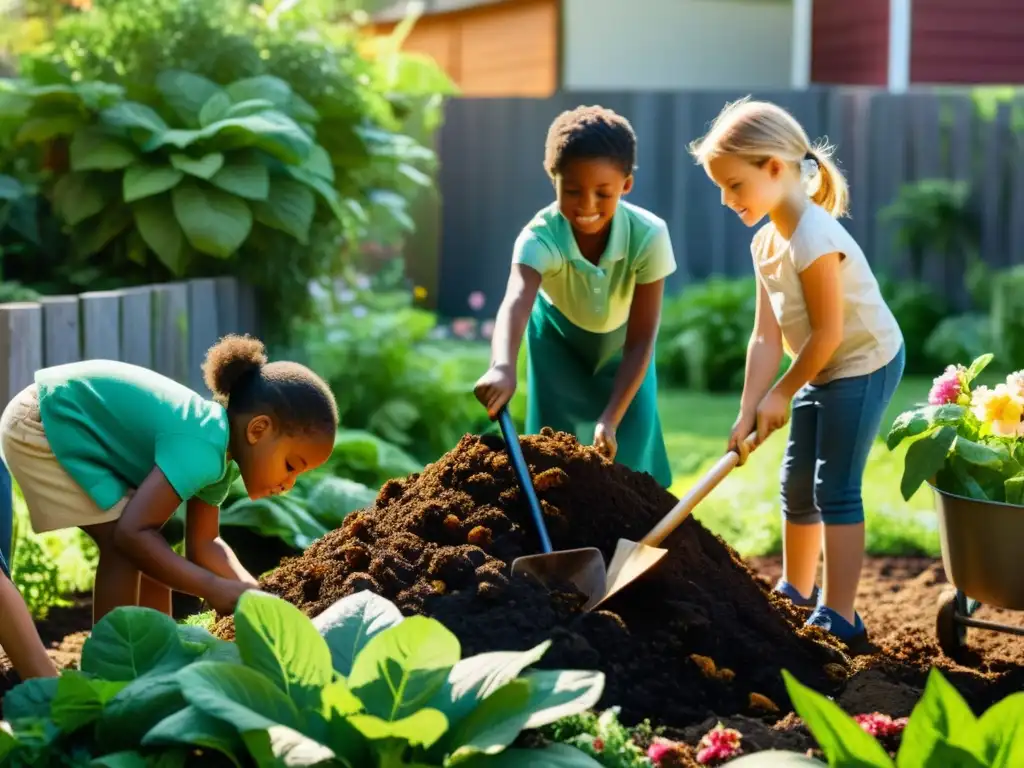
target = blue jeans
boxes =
[780,345,905,526]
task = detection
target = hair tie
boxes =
[799,152,821,196]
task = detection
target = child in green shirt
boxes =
[475,105,676,487]
[0,334,338,624]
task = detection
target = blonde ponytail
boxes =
[690,96,851,219]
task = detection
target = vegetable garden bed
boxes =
[3,430,1024,764]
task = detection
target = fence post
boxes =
[214,277,240,338]
[80,290,122,361]
[187,279,219,395]
[152,283,190,384]
[120,286,154,369]
[39,296,81,367]
[0,303,44,578]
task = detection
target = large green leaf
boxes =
[144,112,313,166]
[301,145,334,182]
[96,672,188,751]
[306,476,377,529]
[284,164,345,221]
[219,495,326,551]
[123,163,184,202]
[1006,473,1024,506]
[199,92,233,129]
[52,171,108,226]
[251,177,315,244]
[887,405,965,450]
[133,194,191,274]
[16,114,84,143]
[209,157,270,200]
[156,71,224,128]
[233,591,334,709]
[81,606,191,681]
[51,671,128,732]
[782,670,894,768]
[348,615,461,721]
[4,676,59,720]
[69,128,137,171]
[976,691,1024,766]
[429,641,551,730]
[142,705,245,765]
[347,709,448,748]
[519,669,605,729]
[900,425,957,501]
[225,76,293,110]
[952,437,1007,471]
[100,101,170,138]
[172,179,253,258]
[223,99,277,120]
[170,153,225,180]
[445,680,532,762]
[179,661,302,732]
[311,591,404,678]
[897,668,980,767]
[73,201,133,258]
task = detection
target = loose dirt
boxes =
[7,429,1024,761]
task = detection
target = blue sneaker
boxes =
[806,605,867,644]
[774,579,820,608]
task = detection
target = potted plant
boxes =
[887,355,1024,653]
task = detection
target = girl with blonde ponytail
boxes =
[689,98,905,647]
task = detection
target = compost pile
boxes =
[214,428,846,726]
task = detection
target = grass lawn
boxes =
[659,377,940,558]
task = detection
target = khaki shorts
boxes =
[0,384,131,533]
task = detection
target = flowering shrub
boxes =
[695,723,743,764]
[887,354,1024,505]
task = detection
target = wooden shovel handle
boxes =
[641,431,759,548]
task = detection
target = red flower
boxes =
[696,723,742,765]
[592,738,604,752]
[854,713,908,739]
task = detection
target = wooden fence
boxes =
[0,277,260,574]
[422,87,1024,318]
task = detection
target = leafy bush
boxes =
[777,666,1024,767]
[657,277,759,392]
[991,266,1024,369]
[0,589,605,767]
[877,278,948,376]
[923,313,993,370]
[887,354,1024,504]
[541,707,660,767]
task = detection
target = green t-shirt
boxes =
[35,360,240,512]
[512,200,677,333]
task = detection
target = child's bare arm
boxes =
[739,279,785,417]
[490,265,541,369]
[113,468,236,600]
[185,498,258,586]
[0,574,57,680]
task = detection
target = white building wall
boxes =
[562,0,794,91]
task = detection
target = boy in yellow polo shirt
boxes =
[475,105,676,487]
[0,334,338,624]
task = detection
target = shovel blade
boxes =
[583,538,668,612]
[511,547,607,604]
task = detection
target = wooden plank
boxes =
[39,296,81,368]
[120,286,153,369]
[0,302,43,576]
[214,277,239,338]
[188,279,219,394]
[80,290,122,361]
[152,283,189,383]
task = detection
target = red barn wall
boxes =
[811,0,891,86]
[911,0,1024,85]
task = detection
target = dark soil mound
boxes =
[213,428,847,727]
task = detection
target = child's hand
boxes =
[756,388,791,444]
[594,421,617,461]
[474,364,516,419]
[206,577,255,616]
[728,411,757,466]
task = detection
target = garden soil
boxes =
[6,430,1024,758]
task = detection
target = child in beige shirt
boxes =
[689,97,905,647]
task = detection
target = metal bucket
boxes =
[932,482,1024,610]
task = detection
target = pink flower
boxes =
[854,713,908,739]
[647,738,683,765]
[592,738,604,752]
[928,365,966,406]
[696,723,742,764]
[468,291,486,311]
[451,318,476,339]
[481,319,495,340]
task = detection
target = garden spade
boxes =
[582,431,760,612]
[499,407,608,604]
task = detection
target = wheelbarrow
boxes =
[931,482,1024,658]
[498,404,757,610]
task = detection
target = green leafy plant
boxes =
[778,667,1024,767]
[990,266,1024,370]
[0,590,606,766]
[923,314,993,371]
[887,354,1024,504]
[541,707,658,767]
[877,278,948,376]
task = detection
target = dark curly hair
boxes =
[202,334,337,437]
[543,105,637,178]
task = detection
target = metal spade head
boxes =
[510,546,608,606]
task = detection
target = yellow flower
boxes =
[971,384,1024,437]
[413,285,427,300]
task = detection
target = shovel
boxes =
[582,431,760,612]
[498,407,608,603]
